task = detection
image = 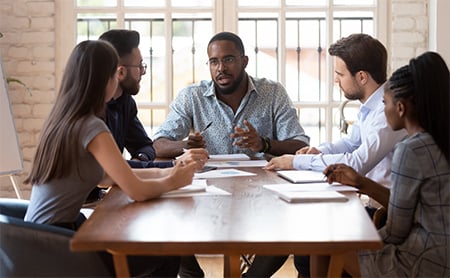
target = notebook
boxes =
[277,190,348,203]
[277,170,326,183]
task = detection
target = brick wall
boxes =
[0,0,431,199]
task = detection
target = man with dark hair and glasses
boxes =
[95,29,208,278]
[94,29,207,171]
[153,31,309,159]
[153,31,310,278]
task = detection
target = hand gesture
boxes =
[231,119,263,152]
[186,132,206,149]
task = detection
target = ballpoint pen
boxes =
[200,122,212,135]
[320,153,345,178]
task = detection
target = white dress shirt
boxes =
[293,84,408,187]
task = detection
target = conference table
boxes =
[70,166,382,277]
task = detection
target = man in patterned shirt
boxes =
[153,31,310,159]
[153,31,310,278]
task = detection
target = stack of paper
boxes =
[263,182,356,203]
[208,153,250,161]
[277,170,326,183]
[277,190,348,203]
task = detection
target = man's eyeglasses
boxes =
[206,56,241,68]
[123,62,147,73]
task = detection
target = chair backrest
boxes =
[0,198,113,277]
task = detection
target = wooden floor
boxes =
[196,255,298,278]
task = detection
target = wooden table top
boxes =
[71,167,381,256]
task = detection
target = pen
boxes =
[320,153,345,178]
[200,122,212,135]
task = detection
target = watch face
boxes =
[136,153,149,161]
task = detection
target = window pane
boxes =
[334,0,375,5]
[285,13,326,102]
[77,15,117,41]
[286,0,326,6]
[238,14,278,81]
[77,0,116,7]
[239,0,279,7]
[137,108,167,136]
[172,0,213,7]
[298,107,325,147]
[124,0,165,7]
[333,11,374,40]
[172,18,212,97]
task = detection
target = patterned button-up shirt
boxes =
[153,76,310,157]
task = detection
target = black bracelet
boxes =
[260,136,271,153]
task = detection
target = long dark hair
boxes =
[388,51,450,162]
[25,40,119,184]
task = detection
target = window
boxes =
[57,0,386,146]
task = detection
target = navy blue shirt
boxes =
[106,93,172,168]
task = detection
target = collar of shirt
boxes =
[358,83,385,121]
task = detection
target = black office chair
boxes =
[0,198,113,277]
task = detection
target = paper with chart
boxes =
[194,168,256,179]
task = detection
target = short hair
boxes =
[99,29,140,58]
[208,31,245,55]
[328,33,387,84]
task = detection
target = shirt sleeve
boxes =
[152,87,194,141]
[294,105,406,173]
[272,83,310,144]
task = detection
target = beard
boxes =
[214,68,246,95]
[120,75,140,95]
[342,80,364,101]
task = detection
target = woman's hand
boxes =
[175,148,209,171]
[323,163,362,188]
[168,160,197,190]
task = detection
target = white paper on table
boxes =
[263,182,358,193]
[162,179,207,197]
[194,168,257,179]
[277,191,348,203]
[205,160,267,168]
[160,185,231,198]
[208,153,250,161]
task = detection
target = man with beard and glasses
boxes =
[153,31,309,160]
[97,29,208,172]
[86,30,208,202]
[96,29,208,278]
[244,34,409,278]
[153,31,309,278]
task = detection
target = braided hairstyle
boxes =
[387,52,449,162]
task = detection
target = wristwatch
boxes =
[135,153,150,162]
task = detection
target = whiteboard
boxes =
[0,53,23,175]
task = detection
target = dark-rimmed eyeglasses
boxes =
[206,55,242,68]
[123,62,147,73]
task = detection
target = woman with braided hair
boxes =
[316,51,450,277]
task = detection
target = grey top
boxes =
[358,132,450,277]
[153,76,310,157]
[25,115,109,224]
